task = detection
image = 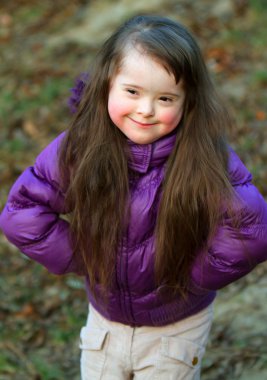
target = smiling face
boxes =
[108,47,185,144]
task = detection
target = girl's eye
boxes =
[126,89,138,95]
[159,96,173,102]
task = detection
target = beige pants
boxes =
[80,303,213,380]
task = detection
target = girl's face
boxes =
[108,47,185,144]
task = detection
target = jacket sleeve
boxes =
[191,151,267,291]
[0,133,84,276]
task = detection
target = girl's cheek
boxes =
[108,98,130,119]
[160,108,183,125]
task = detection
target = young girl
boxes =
[1,15,267,380]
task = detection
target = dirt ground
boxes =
[0,0,267,379]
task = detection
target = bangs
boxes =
[124,29,188,84]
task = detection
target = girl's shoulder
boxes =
[227,147,252,187]
[227,147,267,220]
[34,131,66,191]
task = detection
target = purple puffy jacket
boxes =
[0,131,267,326]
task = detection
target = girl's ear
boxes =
[68,73,89,113]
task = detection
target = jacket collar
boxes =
[127,130,177,173]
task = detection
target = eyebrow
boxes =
[122,83,142,90]
[121,83,181,97]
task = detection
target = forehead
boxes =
[114,47,180,89]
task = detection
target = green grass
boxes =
[251,70,267,86]
[0,77,73,127]
[31,354,65,380]
[14,4,49,26]
[249,0,267,11]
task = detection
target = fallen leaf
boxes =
[14,303,38,318]
[22,120,40,139]
[0,13,12,27]
[256,111,266,121]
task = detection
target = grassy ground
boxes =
[1,0,267,378]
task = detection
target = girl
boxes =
[1,15,267,380]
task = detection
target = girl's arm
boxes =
[191,152,267,291]
[0,133,84,276]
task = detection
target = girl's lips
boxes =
[128,117,157,128]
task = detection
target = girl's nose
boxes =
[136,99,155,117]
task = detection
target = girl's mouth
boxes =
[128,117,157,128]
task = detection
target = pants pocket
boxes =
[80,326,109,380]
[156,336,205,379]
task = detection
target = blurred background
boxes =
[0,0,267,379]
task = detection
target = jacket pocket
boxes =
[80,327,109,380]
[159,336,205,369]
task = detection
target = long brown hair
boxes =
[59,15,234,296]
